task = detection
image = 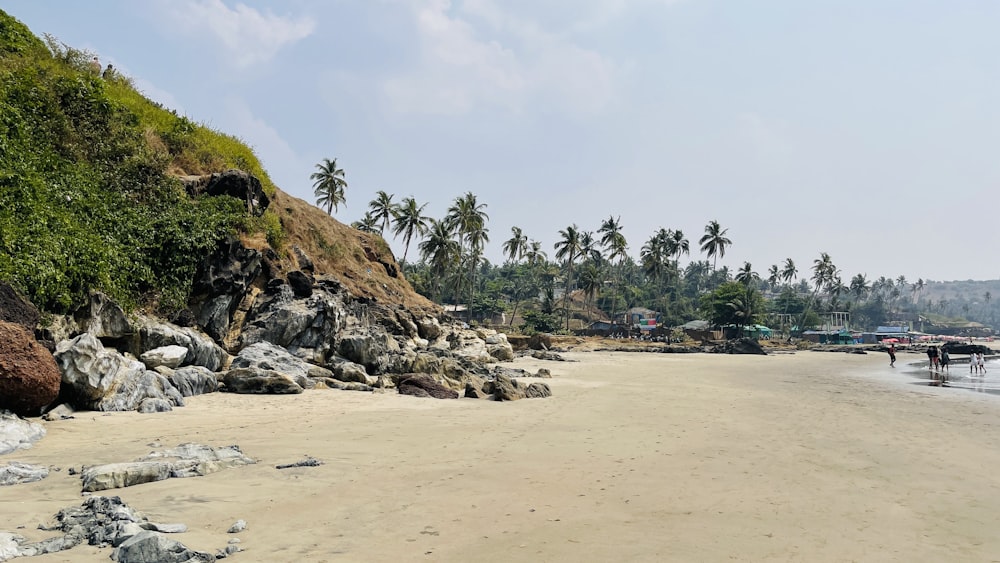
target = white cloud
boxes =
[155,0,315,68]
[221,98,304,192]
[381,0,617,116]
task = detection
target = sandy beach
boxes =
[5,348,1000,562]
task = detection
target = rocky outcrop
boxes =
[0,411,46,455]
[710,338,767,355]
[230,341,330,382]
[74,291,132,341]
[54,334,184,412]
[135,319,227,372]
[397,374,459,399]
[0,282,39,330]
[0,461,49,486]
[81,443,255,492]
[182,169,269,218]
[237,282,347,363]
[0,496,213,561]
[222,368,304,394]
[188,236,263,344]
[0,321,61,416]
[484,374,551,401]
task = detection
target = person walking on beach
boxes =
[928,346,939,371]
[940,349,950,373]
[977,352,987,374]
[971,353,978,375]
[888,343,897,367]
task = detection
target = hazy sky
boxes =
[5,1,998,282]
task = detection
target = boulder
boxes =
[139,346,188,370]
[222,368,303,394]
[486,374,525,401]
[230,341,324,385]
[81,444,255,492]
[166,366,218,397]
[292,246,314,273]
[0,461,49,486]
[397,374,459,399]
[55,334,184,412]
[0,282,39,330]
[941,342,991,356]
[0,321,61,415]
[136,320,226,372]
[440,327,492,362]
[74,292,132,340]
[337,331,398,373]
[525,382,552,398]
[0,411,46,455]
[112,530,214,562]
[326,358,371,385]
[415,316,442,341]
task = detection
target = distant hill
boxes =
[0,9,434,317]
[915,279,999,331]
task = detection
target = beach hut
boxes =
[743,324,773,340]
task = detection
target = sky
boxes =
[4,0,998,282]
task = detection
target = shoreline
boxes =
[5,350,1000,561]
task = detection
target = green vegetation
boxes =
[0,11,281,313]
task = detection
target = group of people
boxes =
[925,345,951,371]
[88,56,115,80]
[887,342,989,375]
[970,352,988,375]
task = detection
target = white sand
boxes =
[5,350,1000,562]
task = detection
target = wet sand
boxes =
[6,350,1000,562]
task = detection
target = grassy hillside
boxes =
[0,10,435,317]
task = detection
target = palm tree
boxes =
[780,258,798,286]
[418,219,460,303]
[508,240,547,327]
[599,215,628,326]
[849,273,869,301]
[735,261,758,288]
[367,190,396,234]
[578,262,603,321]
[311,158,347,215]
[502,226,528,265]
[641,231,669,320]
[767,265,780,291]
[699,220,732,270]
[811,252,837,294]
[351,211,380,234]
[669,229,690,271]
[554,224,582,330]
[445,193,490,318]
[391,197,429,264]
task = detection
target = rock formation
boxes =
[0,321,61,415]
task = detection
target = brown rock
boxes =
[0,321,61,415]
[397,374,459,399]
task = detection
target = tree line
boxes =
[311,158,994,334]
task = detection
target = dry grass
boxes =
[262,190,440,316]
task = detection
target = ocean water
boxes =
[902,357,1000,394]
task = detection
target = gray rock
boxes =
[0,411,45,455]
[464,381,489,399]
[230,341,314,381]
[55,334,184,412]
[136,320,226,372]
[0,533,23,560]
[111,530,214,563]
[41,403,76,421]
[137,398,173,413]
[237,288,347,364]
[223,367,304,394]
[535,368,553,378]
[143,523,188,534]
[0,461,49,486]
[227,520,247,533]
[81,444,255,492]
[167,366,218,397]
[415,316,442,340]
[139,346,188,370]
[338,332,392,372]
[75,292,133,339]
[276,457,322,469]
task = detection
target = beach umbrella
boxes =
[883,338,899,343]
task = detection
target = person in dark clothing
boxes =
[888,343,896,367]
